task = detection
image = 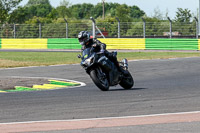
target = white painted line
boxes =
[0,76,86,93]
[1,110,200,125]
[11,76,86,87]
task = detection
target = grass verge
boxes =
[0,51,200,68]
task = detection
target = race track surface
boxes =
[0,57,200,132]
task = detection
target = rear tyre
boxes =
[90,69,109,91]
[119,71,134,89]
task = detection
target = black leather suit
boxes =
[81,39,119,68]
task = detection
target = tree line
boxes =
[1,0,195,23]
[0,0,197,38]
[1,0,146,24]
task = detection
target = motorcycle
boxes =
[78,47,134,91]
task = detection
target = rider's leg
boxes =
[105,51,128,75]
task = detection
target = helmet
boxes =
[78,31,90,45]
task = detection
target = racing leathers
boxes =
[81,38,124,74]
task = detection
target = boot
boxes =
[110,52,129,76]
[114,61,129,76]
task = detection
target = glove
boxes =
[92,44,97,47]
[99,49,105,53]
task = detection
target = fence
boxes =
[0,19,199,39]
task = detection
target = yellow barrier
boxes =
[98,38,145,50]
[199,39,200,50]
[1,39,47,49]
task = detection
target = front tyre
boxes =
[119,71,134,89]
[90,69,109,91]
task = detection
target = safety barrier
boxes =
[99,38,145,50]
[0,38,199,50]
[199,40,200,50]
[47,39,80,49]
[1,39,47,49]
[146,39,199,50]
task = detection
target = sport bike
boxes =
[78,47,134,91]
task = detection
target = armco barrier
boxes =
[47,39,80,49]
[146,39,199,50]
[1,39,47,49]
[99,38,145,50]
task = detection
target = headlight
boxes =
[85,57,93,64]
[81,57,94,68]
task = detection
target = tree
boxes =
[69,3,94,19]
[130,5,145,19]
[25,16,52,24]
[60,0,71,8]
[26,0,50,7]
[92,3,103,18]
[55,0,71,18]
[107,3,120,17]
[56,6,71,18]
[175,8,192,22]
[47,9,59,20]
[164,8,169,20]
[69,4,82,19]
[0,0,22,23]
[8,0,53,24]
[152,7,163,20]
[25,0,52,18]
[9,6,28,23]
[116,4,131,21]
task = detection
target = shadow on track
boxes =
[109,88,148,92]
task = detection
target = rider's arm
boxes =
[81,45,86,52]
[93,39,106,51]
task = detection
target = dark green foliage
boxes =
[26,0,50,6]
[0,0,22,23]
[175,8,192,23]
[0,1,196,38]
[9,6,28,24]
[69,3,94,19]
[56,6,72,18]
[4,1,145,24]
[130,6,145,18]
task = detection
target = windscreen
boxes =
[82,47,92,59]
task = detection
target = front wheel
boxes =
[119,71,134,89]
[90,68,109,91]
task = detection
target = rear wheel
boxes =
[119,71,134,89]
[90,68,109,91]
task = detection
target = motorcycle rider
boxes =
[78,31,128,75]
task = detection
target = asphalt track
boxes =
[0,57,200,132]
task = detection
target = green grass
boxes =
[0,51,200,68]
[117,52,200,60]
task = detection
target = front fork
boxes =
[121,59,128,70]
[96,67,106,80]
